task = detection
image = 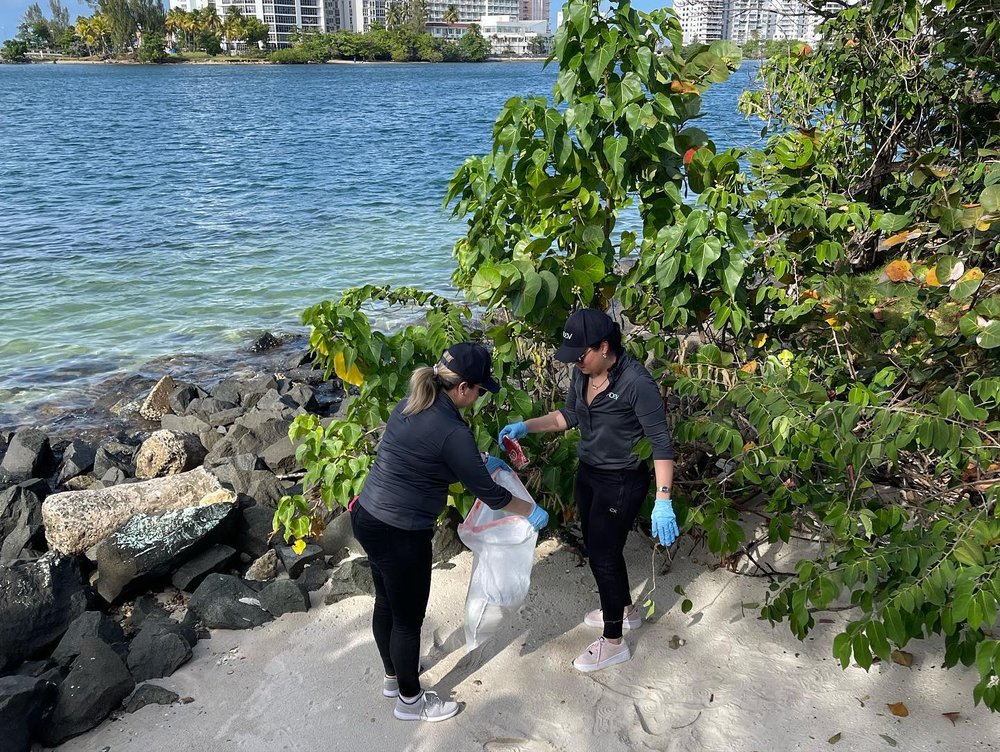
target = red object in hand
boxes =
[501,435,530,470]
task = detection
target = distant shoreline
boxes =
[7,55,549,67]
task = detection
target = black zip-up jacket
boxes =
[358,391,512,530]
[559,352,675,470]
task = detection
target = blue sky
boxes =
[0,0,671,42]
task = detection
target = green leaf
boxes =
[681,599,693,613]
[574,253,606,282]
[470,265,502,302]
[981,184,1000,213]
[516,271,543,316]
[586,45,614,84]
[690,236,722,284]
[976,320,1000,349]
[602,135,629,181]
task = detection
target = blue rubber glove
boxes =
[651,499,680,547]
[526,505,549,531]
[498,421,528,445]
[484,454,511,474]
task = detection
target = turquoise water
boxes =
[0,61,761,406]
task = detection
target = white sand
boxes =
[52,533,999,752]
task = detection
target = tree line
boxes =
[1,0,494,64]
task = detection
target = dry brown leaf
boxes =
[740,360,759,373]
[942,711,960,726]
[884,260,914,282]
[880,230,922,249]
[828,732,842,744]
[887,702,909,717]
[670,79,699,94]
[891,650,913,667]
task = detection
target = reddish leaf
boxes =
[887,702,909,717]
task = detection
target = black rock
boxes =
[187,574,273,630]
[262,436,299,475]
[254,389,301,414]
[0,553,88,672]
[95,502,236,602]
[0,479,48,563]
[283,351,313,370]
[296,564,331,593]
[208,407,244,428]
[281,367,328,386]
[171,544,237,591]
[51,612,126,667]
[318,511,363,558]
[324,557,375,605]
[123,683,179,714]
[168,383,207,416]
[0,428,53,482]
[56,440,96,485]
[138,616,198,648]
[211,378,246,407]
[99,466,128,486]
[126,622,192,682]
[0,675,57,752]
[125,594,170,632]
[276,544,324,579]
[284,383,319,411]
[93,440,138,479]
[237,375,282,410]
[236,504,275,558]
[41,639,135,746]
[209,458,286,509]
[160,413,211,436]
[248,331,282,352]
[258,579,310,616]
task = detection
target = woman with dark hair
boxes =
[499,309,678,672]
[352,341,547,722]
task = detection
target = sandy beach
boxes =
[50,531,998,752]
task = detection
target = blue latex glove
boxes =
[651,499,680,547]
[526,505,549,531]
[484,454,511,474]
[498,421,528,445]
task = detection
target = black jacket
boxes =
[559,352,675,470]
[358,391,512,530]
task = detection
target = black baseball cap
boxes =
[554,309,616,362]
[440,342,500,393]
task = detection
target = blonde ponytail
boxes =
[402,362,462,416]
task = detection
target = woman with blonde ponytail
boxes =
[351,342,548,724]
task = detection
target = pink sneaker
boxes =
[573,637,631,672]
[583,605,642,630]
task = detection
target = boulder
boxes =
[236,375,281,410]
[0,553,88,671]
[254,389,301,414]
[261,435,299,474]
[171,544,236,591]
[168,383,207,416]
[244,549,279,582]
[188,574,273,630]
[124,595,170,632]
[123,683,179,714]
[160,413,211,436]
[235,504,276,558]
[208,407,244,428]
[51,611,126,667]
[248,331,282,352]
[284,383,319,411]
[276,543,324,579]
[208,457,286,508]
[56,440,96,485]
[126,622,192,682]
[0,479,48,563]
[324,557,375,605]
[0,675,57,752]
[41,639,135,746]
[139,376,176,421]
[42,466,231,555]
[258,579,310,616]
[92,439,138,479]
[134,430,207,480]
[318,510,363,558]
[210,378,246,407]
[296,563,331,593]
[95,502,236,602]
[0,428,53,482]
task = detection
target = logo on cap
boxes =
[562,331,573,340]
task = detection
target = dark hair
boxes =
[599,321,623,357]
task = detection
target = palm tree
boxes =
[165,7,186,49]
[385,1,404,31]
[443,4,458,24]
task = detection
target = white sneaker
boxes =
[583,605,642,630]
[393,690,460,722]
[573,637,631,672]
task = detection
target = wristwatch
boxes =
[656,485,672,500]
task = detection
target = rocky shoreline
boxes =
[0,332,466,749]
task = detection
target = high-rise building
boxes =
[170,0,328,47]
[674,0,827,44]
[519,0,549,25]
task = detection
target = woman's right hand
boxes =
[498,421,528,444]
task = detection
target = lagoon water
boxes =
[0,61,761,409]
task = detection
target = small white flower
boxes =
[988,674,1000,690]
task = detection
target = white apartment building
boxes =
[519,0,549,24]
[170,0,327,46]
[674,0,826,44]
[478,14,549,55]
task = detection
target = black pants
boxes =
[575,461,651,639]
[350,503,433,698]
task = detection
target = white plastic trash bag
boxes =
[457,468,538,650]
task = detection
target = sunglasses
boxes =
[576,347,594,364]
[465,383,487,397]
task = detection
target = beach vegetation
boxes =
[277,0,999,710]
